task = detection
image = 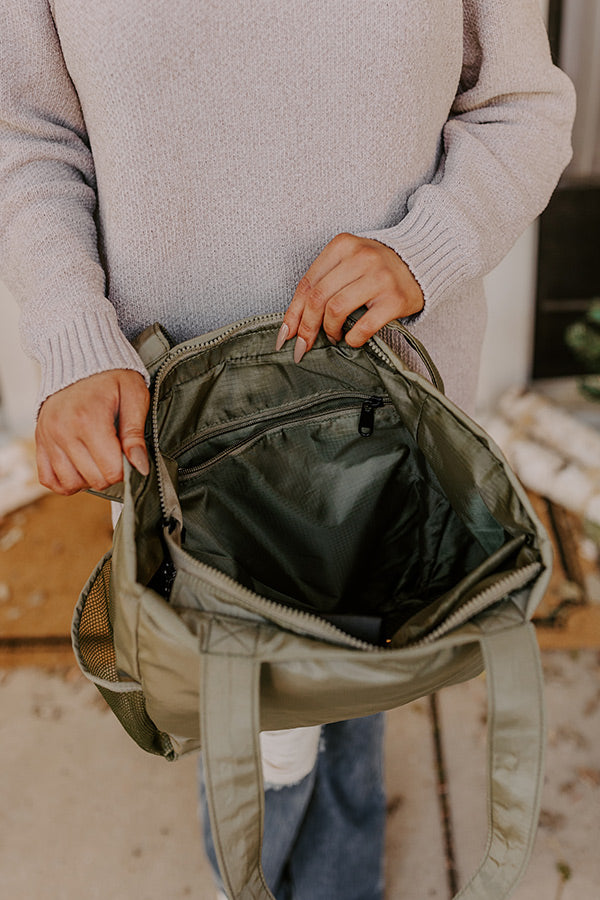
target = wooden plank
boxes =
[0,669,212,899]
[435,676,488,894]
[0,638,74,669]
[527,491,600,649]
[385,699,449,899]
[0,491,112,668]
[536,607,600,651]
[529,494,578,622]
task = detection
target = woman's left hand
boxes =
[276,232,424,362]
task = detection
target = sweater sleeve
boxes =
[0,0,149,408]
[357,0,576,321]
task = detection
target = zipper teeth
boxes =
[176,544,377,650]
[151,313,283,521]
[409,562,542,648]
[369,337,396,368]
[175,390,388,459]
[178,396,391,478]
[182,548,542,653]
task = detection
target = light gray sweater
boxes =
[0,0,575,413]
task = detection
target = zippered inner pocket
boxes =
[175,391,390,477]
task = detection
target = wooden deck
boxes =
[529,493,600,649]
[0,490,112,668]
[1,488,598,899]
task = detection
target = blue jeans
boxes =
[199,714,386,900]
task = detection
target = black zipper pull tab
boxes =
[358,396,385,437]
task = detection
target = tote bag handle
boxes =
[199,619,544,900]
[379,319,445,393]
[343,311,445,394]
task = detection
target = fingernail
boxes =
[130,446,150,476]
[275,322,289,351]
[294,336,308,364]
[326,335,337,345]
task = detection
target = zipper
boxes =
[358,396,385,437]
[167,536,378,650]
[170,537,542,653]
[175,390,390,459]
[216,574,379,650]
[177,393,390,479]
[151,314,284,523]
[407,562,542,648]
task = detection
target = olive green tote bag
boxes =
[72,313,552,900]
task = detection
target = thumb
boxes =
[117,376,151,476]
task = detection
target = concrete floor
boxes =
[1,650,598,900]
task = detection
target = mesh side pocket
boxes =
[73,553,175,760]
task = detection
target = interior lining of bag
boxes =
[150,345,536,645]
[170,395,515,644]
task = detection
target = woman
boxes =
[0,2,574,897]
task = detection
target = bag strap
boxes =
[199,620,544,900]
[131,322,174,375]
[200,618,275,900]
[381,319,445,394]
[455,624,545,899]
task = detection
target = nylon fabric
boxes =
[178,403,493,628]
[455,625,545,900]
[200,628,272,900]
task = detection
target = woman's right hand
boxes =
[35,369,150,495]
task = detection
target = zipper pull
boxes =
[358,396,385,437]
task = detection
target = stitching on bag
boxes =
[207,618,260,656]
[414,393,427,443]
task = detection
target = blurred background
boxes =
[0,1,599,899]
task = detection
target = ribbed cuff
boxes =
[356,199,473,321]
[35,308,150,413]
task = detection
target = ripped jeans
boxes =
[199,714,385,900]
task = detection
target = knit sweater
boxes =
[0,0,575,413]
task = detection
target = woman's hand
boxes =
[276,233,424,362]
[35,369,150,495]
